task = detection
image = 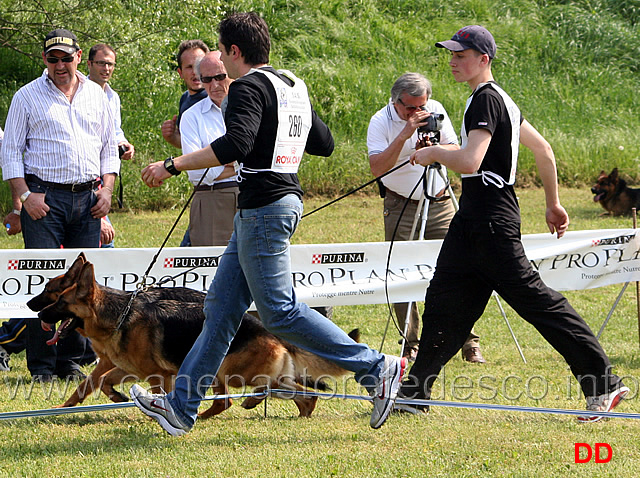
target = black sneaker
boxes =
[32,374,54,383]
[60,369,87,381]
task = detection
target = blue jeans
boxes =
[21,181,101,248]
[20,180,99,375]
[168,194,385,426]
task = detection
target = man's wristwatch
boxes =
[164,157,181,176]
[19,191,32,203]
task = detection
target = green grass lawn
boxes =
[1,187,640,476]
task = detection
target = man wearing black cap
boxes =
[0,28,119,382]
[401,25,628,421]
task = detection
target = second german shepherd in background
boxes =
[38,259,359,418]
[591,168,640,216]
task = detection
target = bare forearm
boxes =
[101,173,117,192]
[369,137,407,177]
[521,120,560,207]
[8,178,27,209]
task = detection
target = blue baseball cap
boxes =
[436,25,496,59]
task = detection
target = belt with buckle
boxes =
[386,187,449,204]
[385,188,420,205]
[25,174,101,192]
[194,181,239,192]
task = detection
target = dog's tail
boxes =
[285,328,360,391]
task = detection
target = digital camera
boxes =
[417,107,444,134]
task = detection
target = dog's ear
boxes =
[76,262,96,300]
[611,168,619,180]
[598,170,607,179]
[64,253,89,287]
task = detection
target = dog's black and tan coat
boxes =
[30,254,358,418]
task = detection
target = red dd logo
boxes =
[574,443,612,463]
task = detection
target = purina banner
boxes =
[1,228,639,318]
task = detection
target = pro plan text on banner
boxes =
[1,229,640,318]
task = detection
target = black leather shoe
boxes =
[32,374,54,383]
[59,369,87,380]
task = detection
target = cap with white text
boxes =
[435,25,496,59]
[43,29,80,55]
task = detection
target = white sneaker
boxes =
[577,386,629,423]
[370,355,407,429]
[0,345,9,372]
[130,384,191,436]
[393,402,429,415]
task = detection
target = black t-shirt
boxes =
[459,82,523,223]
[177,89,208,128]
[210,67,334,209]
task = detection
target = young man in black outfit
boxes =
[131,12,406,435]
[401,25,628,422]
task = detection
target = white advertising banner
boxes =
[1,228,639,318]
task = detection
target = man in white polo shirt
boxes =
[179,51,238,246]
[367,72,485,364]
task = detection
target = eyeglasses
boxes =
[200,73,227,83]
[46,55,75,64]
[396,97,425,112]
[92,60,116,68]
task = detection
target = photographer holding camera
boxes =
[367,72,485,364]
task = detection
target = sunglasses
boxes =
[396,97,425,112]
[46,55,76,64]
[200,73,227,83]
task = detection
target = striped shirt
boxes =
[0,69,119,183]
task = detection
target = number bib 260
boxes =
[253,69,312,174]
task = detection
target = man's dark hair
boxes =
[177,40,210,68]
[218,12,270,66]
[88,43,116,61]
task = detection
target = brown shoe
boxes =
[402,345,419,363]
[462,346,486,363]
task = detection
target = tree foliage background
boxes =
[1,0,639,210]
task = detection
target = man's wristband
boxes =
[19,191,31,203]
[11,209,20,216]
[164,157,181,176]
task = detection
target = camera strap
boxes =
[117,174,123,208]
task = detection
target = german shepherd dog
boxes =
[27,253,208,409]
[35,255,358,418]
[591,168,640,216]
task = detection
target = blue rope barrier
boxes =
[0,391,267,421]
[1,388,637,421]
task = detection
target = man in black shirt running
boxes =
[132,11,406,435]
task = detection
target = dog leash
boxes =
[114,168,214,331]
[121,159,417,332]
[301,160,411,219]
[114,288,141,332]
[378,169,429,352]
